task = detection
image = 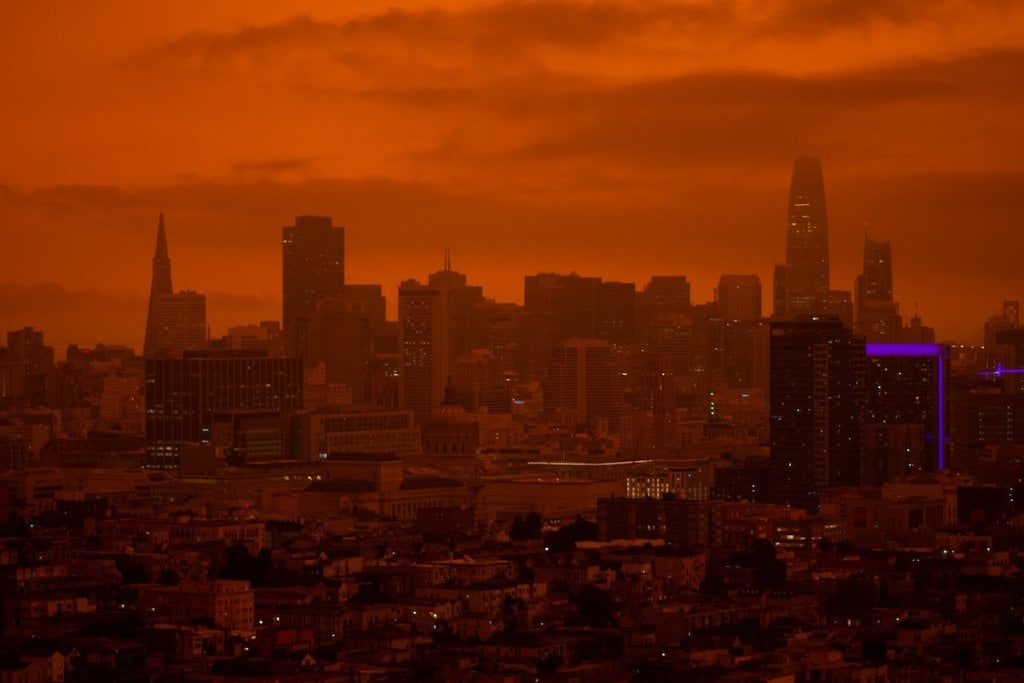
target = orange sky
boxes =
[2,1,1023,353]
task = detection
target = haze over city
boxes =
[8,3,1024,681]
[3,1,1024,351]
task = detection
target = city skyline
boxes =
[2,2,1023,351]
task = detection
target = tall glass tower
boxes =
[776,157,830,318]
[282,215,345,360]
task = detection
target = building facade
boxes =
[282,215,345,360]
[145,351,303,469]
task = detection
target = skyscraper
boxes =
[717,274,762,321]
[143,215,208,358]
[864,343,949,482]
[855,238,901,342]
[143,214,173,358]
[398,279,449,425]
[282,215,345,360]
[543,338,623,432]
[774,158,830,319]
[770,319,866,509]
[150,290,207,356]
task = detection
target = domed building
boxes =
[421,379,479,457]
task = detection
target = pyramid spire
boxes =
[144,213,174,356]
[155,212,169,260]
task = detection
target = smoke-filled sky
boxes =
[2,1,1022,353]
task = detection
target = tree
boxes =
[116,557,149,584]
[510,511,543,541]
[157,568,179,586]
[544,515,598,553]
[574,584,615,628]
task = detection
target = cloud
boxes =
[131,3,738,73]
[231,157,317,182]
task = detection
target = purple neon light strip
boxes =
[865,342,947,471]
[865,343,943,357]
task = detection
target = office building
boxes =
[5,327,54,405]
[282,215,345,360]
[543,338,623,432]
[856,238,901,342]
[717,274,762,321]
[306,296,373,402]
[149,290,207,357]
[770,319,866,509]
[145,350,303,469]
[141,215,208,357]
[637,276,691,342]
[399,279,449,425]
[864,343,949,482]
[597,280,637,341]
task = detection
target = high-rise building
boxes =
[774,158,839,321]
[398,279,449,425]
[142,215,208,358]
[864,343,949,483]
[5,327,55,405]
[344,284,388,336]
[597,281,637,341]
[429,264,486,366]
[282,215,345,360]
[144,214,174,358]
[145,350,303,469]
[855,238,901,342]
[770,319,866,509]
[150,290,207,357]
[398,261,491,424]
[717,274,762,322]
[776,158,830,318]
[306,296,373,401]
[637,276,691,340]
[523,273,601,379]
[543,338,623,432]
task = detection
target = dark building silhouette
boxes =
[864,343,949,483]
[719,319,770,390]
[282,215,345,360]
[717,274,762,322]
[142,215,208,357]
[775,158,830,319]
[145,350,302,469]
[991,328,1024,394]
[306,297,373,402]
[543,338,623,432]
[420,380,480,456]
[856,238,901,342]
[344,284,388,336]
[633,352,675,451]
[143,214,174,357]
[150,289,207,357]
[637,276,691,340]
[770,319,866,509]
[399,278,448,425]
[597,280,637,341]
[398,260,491,425]
[4,326,54,405]
[523,273,601,379]
[598,497,723,547]
[429,262,487,366]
